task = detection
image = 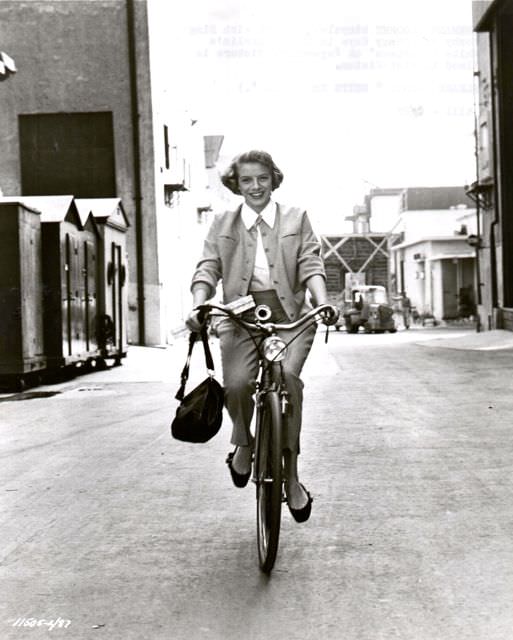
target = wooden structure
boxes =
[321,233,391,298]
[0,201,46,383]
[27,195,101,367]
[75,198,129,362]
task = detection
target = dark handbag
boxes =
[171,329,224,443]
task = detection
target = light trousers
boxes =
[218,321,316,453]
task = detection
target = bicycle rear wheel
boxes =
[255,390,283,573]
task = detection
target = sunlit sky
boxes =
[149,0,476,232]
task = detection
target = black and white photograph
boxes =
[1,0,513,638]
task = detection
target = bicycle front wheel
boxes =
[255,390,283,574]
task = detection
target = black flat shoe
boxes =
[287,483,313,523]
[225,449,252,488]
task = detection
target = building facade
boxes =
[0,0,160,344]
[0,0,222,345]
[364,187,477,322]
[325,186,476,323]
[471,0,513,331]
[391,188,476,322]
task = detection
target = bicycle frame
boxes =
[198,300,329,437]
[197,301,334,572]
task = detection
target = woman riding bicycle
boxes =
[186,149,336,523]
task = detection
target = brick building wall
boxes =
[0,0,160,345]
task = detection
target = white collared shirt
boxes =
[241,199,276,291]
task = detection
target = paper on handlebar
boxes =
[222,295,256,316]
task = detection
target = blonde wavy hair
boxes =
[220,150,284,195]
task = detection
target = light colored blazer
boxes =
[191,203,326,321]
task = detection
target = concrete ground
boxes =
[1,325,512,640]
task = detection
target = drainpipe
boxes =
[475,202,483,334]
[126,0,146,345]
[489,28,499,320]
[471,72,483,332]
[490,213,499,316]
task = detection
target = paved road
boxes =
[1,326,512,639]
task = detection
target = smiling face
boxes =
[237,162,273,213]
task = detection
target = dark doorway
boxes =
[19,112,116,198]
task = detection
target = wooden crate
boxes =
[0,202,46,377]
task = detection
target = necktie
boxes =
[251,214,263,231]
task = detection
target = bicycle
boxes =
[197,299,337,573]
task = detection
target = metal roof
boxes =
[75,197,129,229]
[0,195,81,226]
[0,197,40,214]
[428,252,475,261]
[391,236,475,251]
[473,0,506,31]
[403,187,474,211]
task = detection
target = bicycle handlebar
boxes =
[197,302,338,333]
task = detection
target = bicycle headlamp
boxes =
[255,304,272,321]
[262,336,287,362]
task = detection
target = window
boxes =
[164,125,170,170]
[19,112,116,197]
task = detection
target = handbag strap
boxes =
[200,329,215,372]
[175,328,216,401]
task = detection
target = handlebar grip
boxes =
[196,305,209,325]
[320,304,339,326]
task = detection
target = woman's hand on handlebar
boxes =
[318,304,339,326]
[185,308,205,332]
[187,286,211,332]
